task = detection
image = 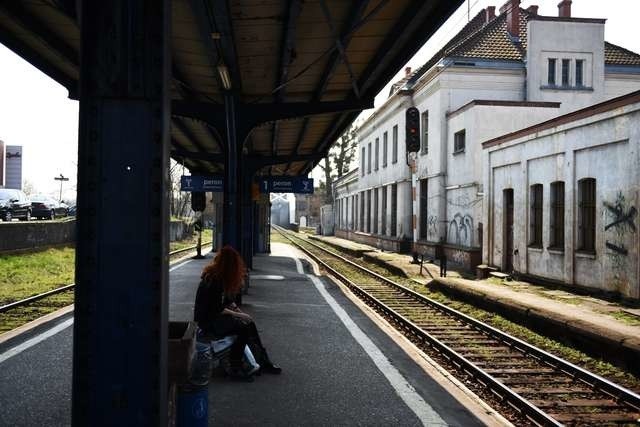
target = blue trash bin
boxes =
[177,385,208,427]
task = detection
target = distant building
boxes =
[295,193,323,227]
[270,193,290,227]
[0,140,23,190]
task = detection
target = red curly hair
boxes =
[201,245,246,295]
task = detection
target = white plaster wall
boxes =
[358,96,412,191]
[417,104,559,248]
[440,68,525,113]
[526,20,605,112]
[485,102,640,298]
[604,73,640,100]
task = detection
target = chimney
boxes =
[526,5,538,15]
[404,66,412,77]
[485,6,496,23]
[558,0,571,17]
[499,0,520,40]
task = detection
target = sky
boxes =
[0,0,639,200]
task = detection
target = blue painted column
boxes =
[73,2,170,425]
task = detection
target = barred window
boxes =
[382,132,388,167]
[575,60,584,87]
[561,59,570,86]
[373,188,379,234]
[421,111,429,154]
[548,58,556,85]
[390,184,397,236]
[529,184,543,247]
[419,179,428,239]
[360,192,365,232]
[366,189,371,233]
[381,186,387,235]
[578,178,596,252]
[454,130,465,153]
[374,138,379,171]
[550,181,565,249]
[392,125,398,164]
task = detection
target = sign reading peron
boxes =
[258,177,314,194]
[180,175,223,192]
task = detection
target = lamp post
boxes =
[54,174,69,201]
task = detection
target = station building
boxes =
[483,90,640,299]
[334,0,640,297]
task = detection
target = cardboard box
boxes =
[168,321,196,384]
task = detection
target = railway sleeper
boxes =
[547,412,640,423]
[531,398,626,409]
[483,368,557,375]
[513,387,596,395]
[497,376,577,385]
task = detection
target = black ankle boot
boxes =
[261,361,282,374]
[227,362,255,382]
[259,348,282,374]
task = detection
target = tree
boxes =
[169,160,193,219]
[22,179,37,196]
[318,121,359,204]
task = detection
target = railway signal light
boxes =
[405,107,420,153]
[191,192,206,212]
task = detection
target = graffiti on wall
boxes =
[448,213,474,247]
[603,192,637,278]
[427,215,438,240]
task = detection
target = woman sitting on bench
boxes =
[194,245,281,380]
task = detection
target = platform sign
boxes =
[180,175,223,192]
[258,177,314,194]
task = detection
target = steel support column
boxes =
[240,173,254,269]
[222,93,241,250]
[73,2,170,426]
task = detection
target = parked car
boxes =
[0,189,32,221]
[30,195,69,220]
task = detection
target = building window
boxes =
[366,190,372,233]
[361,147,365,176]
[351,195,356,230]
[550,181,565,249]
[453,130,466,154]
[419,179,428,239]
[390,184,397,237]
[578,178,596,253]
[548,58,556,85]
[381,186,387,235]
[373,188,379,234]
[529,184,543,247]
[367,142,372,174]
[392,125,398,164]
[561,59,570,86]
[374,138,379,171]
[360,192,365,232]
[421,111,429,154]
[382,132,388,167]
[575,59,584,87]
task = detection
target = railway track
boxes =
[0,242,211,331]
[273,225,640,426]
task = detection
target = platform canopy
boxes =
[0,0,462,177]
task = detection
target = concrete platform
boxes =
[171,243,506,426]
[0,245,507,426]
[309,234,640,375]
